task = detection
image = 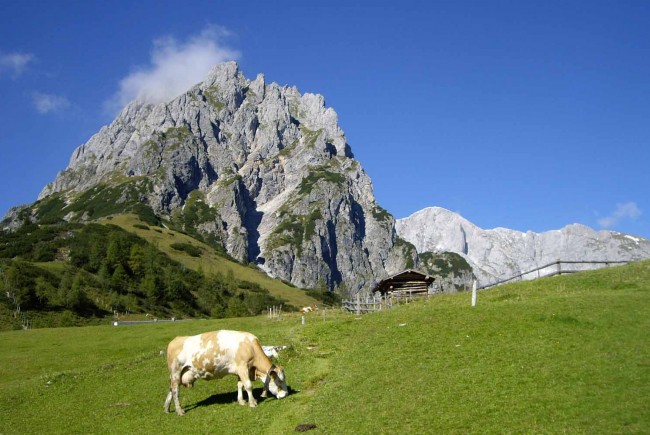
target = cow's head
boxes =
[265,365,288,399]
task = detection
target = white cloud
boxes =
[598,202,642,229]
[106,25,240,112]
[32,92,71,114]
[0,52,34,77]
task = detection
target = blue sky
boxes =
[1,0,648,239]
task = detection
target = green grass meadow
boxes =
[1,261,649,434]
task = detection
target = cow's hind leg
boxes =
[165,371,185,415]
[172,384,184,415]
[164,384,184,415]
[163,389,173,413]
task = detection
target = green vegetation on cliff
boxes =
[203,85,225,111]
[419,251,473,277]
[267,208,324,255]
[27,180,159,226]
[393,237,417,269]
[298,167,346,196]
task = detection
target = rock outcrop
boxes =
[396,207,650,286]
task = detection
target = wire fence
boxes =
[343,260,632,314]
[477,260,630,290]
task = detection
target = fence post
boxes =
[356,294,360,316]
[471,280,477,307]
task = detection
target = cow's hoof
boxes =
[176,410,185,416]
[238,400,247,406]
[249,401,258,408]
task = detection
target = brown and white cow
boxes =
[300,305,318,313]
[163,330,288,415]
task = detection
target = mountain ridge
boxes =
[396,206,650,286]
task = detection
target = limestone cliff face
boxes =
[396,207,650,286]
[32,62,413,294]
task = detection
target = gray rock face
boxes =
[33,62,413,294]
[396,207,650,286]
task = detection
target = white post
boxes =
[471,280,477,307]
[301,315,305,325]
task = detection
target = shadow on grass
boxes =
[185,387,299,412]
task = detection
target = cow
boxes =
[300,305,318,313]
[163,330,288,415]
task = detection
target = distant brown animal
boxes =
[163,330,288,415]
[300,305,318,313]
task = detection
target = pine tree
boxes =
[35,276,55,307]
[110,264,129,294]
[129,244,146,279]
[68,272,91,312]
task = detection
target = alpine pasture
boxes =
[1,261,648,433]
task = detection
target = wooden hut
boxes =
[373,269,435,297]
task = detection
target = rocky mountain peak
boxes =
[20,62,414,295]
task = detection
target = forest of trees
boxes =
[0,222,288,329]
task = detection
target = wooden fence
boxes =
[4,290,31,330]
[342,292,430,314]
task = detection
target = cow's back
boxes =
[216,330,260,366]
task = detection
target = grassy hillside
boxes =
[0,261,648,433]
[0,215,321,330]
[100,214,319,308]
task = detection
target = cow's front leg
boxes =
[254,367,269,398]
[244,378,257,407]
[237,379,258,407]
[260,376,269,398]
[237,380,247,406]
[237,370,257,407]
